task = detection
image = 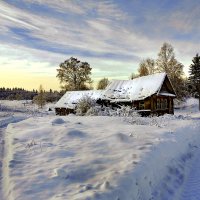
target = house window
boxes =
[139,101,145,110]
[157,99,167,110]
[157,99,160,109]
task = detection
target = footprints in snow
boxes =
[79,180,111,193]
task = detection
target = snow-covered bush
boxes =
[75,96,96,116]
[114,106,139,117]
[126,113,178,127]
[86,106,111,116]
[99,105,139,118]
[86,105,140,118]
[76,99,140,118]
[86,106,102,116]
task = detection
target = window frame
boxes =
[139,100,145,110]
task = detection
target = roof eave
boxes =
[156,73,177,97]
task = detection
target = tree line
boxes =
[0,87,37,100]
[0,87,62,103]
[33,86,63,108]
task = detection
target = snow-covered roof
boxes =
[55,90,102,109]
[159,92,176,97]
[102,73,174,101]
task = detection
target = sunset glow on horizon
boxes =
[0,70,60,91]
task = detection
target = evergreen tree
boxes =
[15,93,23,100]
[0,87,37,100]
[189,54,200,110]
[56,57,92,91]
[33,85,46,108]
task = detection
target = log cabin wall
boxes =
[55,97,174,116]
[133,98,154,111]
[144,98,151,110]
[150,95,174,115]
[133,95,174,115]
[55,108,75,115]
[133,101,139,109]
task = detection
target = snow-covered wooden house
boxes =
[100,73,176,115]
[55,90,102,115]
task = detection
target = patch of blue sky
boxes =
[9,27,43,45]
[113,1,173,37]
[5,27,64,57]
[172,33,196,41]
[128,0,181,12]
[0,30,22,45]
[116,0,183,25]
[6,0,49,13]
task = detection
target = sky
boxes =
[0,0,200,90]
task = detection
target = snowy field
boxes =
[1,99,200,200]
[0,100,55,200]
[0,100,55,114]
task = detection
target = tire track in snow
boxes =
[180,148,200,200]
[0,116,28,200]
[0,116,27,128]
[0,128,5,200]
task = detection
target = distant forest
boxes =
[0,87,62,102]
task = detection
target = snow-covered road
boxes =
[0,115,29,200]
[179,141,200,200]
[177,103,200,199]
[0,128,5,199]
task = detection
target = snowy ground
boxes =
[0,100,55,200]
[0,100,55,114]
[179,149,200,200]
[1,99,200,200]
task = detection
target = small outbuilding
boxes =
[55,90,102,115]
[100,73,176,116]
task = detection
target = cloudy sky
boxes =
[0,0,199,90]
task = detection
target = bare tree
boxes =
[138,58,156,76]
[138,64,149,76]
[156,42,185,98]
[97,78,109,90]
